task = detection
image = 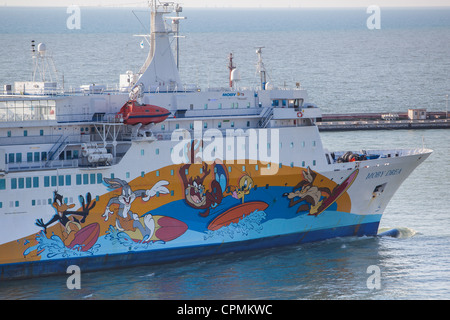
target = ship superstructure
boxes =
[0,2,431,279]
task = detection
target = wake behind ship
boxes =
[0,2,431,280]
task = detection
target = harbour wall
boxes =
[317,112,449,131]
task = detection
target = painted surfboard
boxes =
[124,215,188,243]
[310,169,359,216]
[67,223,100,251]
[207,201,269,231]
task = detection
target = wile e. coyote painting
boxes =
[283,167,358,216]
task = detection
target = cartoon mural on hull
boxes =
[34,191,98,251]
[232,174,254,203]
[102,178,169,241]
[283,167,358,216]
[178,162,227,217]
[13,164,359,272]
[101,177,188,243]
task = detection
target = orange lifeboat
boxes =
[117,100,171,125]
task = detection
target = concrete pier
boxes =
[317,111,449,131]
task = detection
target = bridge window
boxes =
[58,175,64,186]
[32,177,39,188]
[11,178,17,189]
[51,176,57,187]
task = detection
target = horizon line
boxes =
[2,4,450,8]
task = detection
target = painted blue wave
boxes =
[204,209,266,240]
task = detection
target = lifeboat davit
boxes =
[117,100,171,125]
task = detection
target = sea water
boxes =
[0,6,449,300]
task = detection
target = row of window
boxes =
[197,102,253,110]
[271,99,303,107]
[0,159,321,209]
[223,162,316,173]
[139,140,317,157]
[0,197,77,209]
[0,173,104,191]
[4,129,45,138]
[0,201,19,208]
[2,160,317,189]
[0,188,179,210]
[160,120,249,131]
[0,171,157,191]
[5,150,83,164]
[6,151,48,164]
[1,152,319,190]
[0,99,56,122]
[152,161,317,180]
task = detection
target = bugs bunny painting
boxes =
[102,178,170,242]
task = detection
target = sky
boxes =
[2,0,450,7]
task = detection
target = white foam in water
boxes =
[378,227,417,239]
[139,272,156,278]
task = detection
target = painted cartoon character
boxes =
[232,174,254,203]
[283,167,331,216]
[35,191,96,246]
[102,178,169,241]
[179,163,224,217]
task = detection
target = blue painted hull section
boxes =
[1,221,379,280]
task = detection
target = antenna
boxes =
[228,52,236,88]
[255,46,267,90]
[31,40,59,84]
[166,3,186,70]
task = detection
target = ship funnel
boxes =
[135,1,183,92]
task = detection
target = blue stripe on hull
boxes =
[0,221,379,280]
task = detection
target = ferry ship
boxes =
[0,2,432,280]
